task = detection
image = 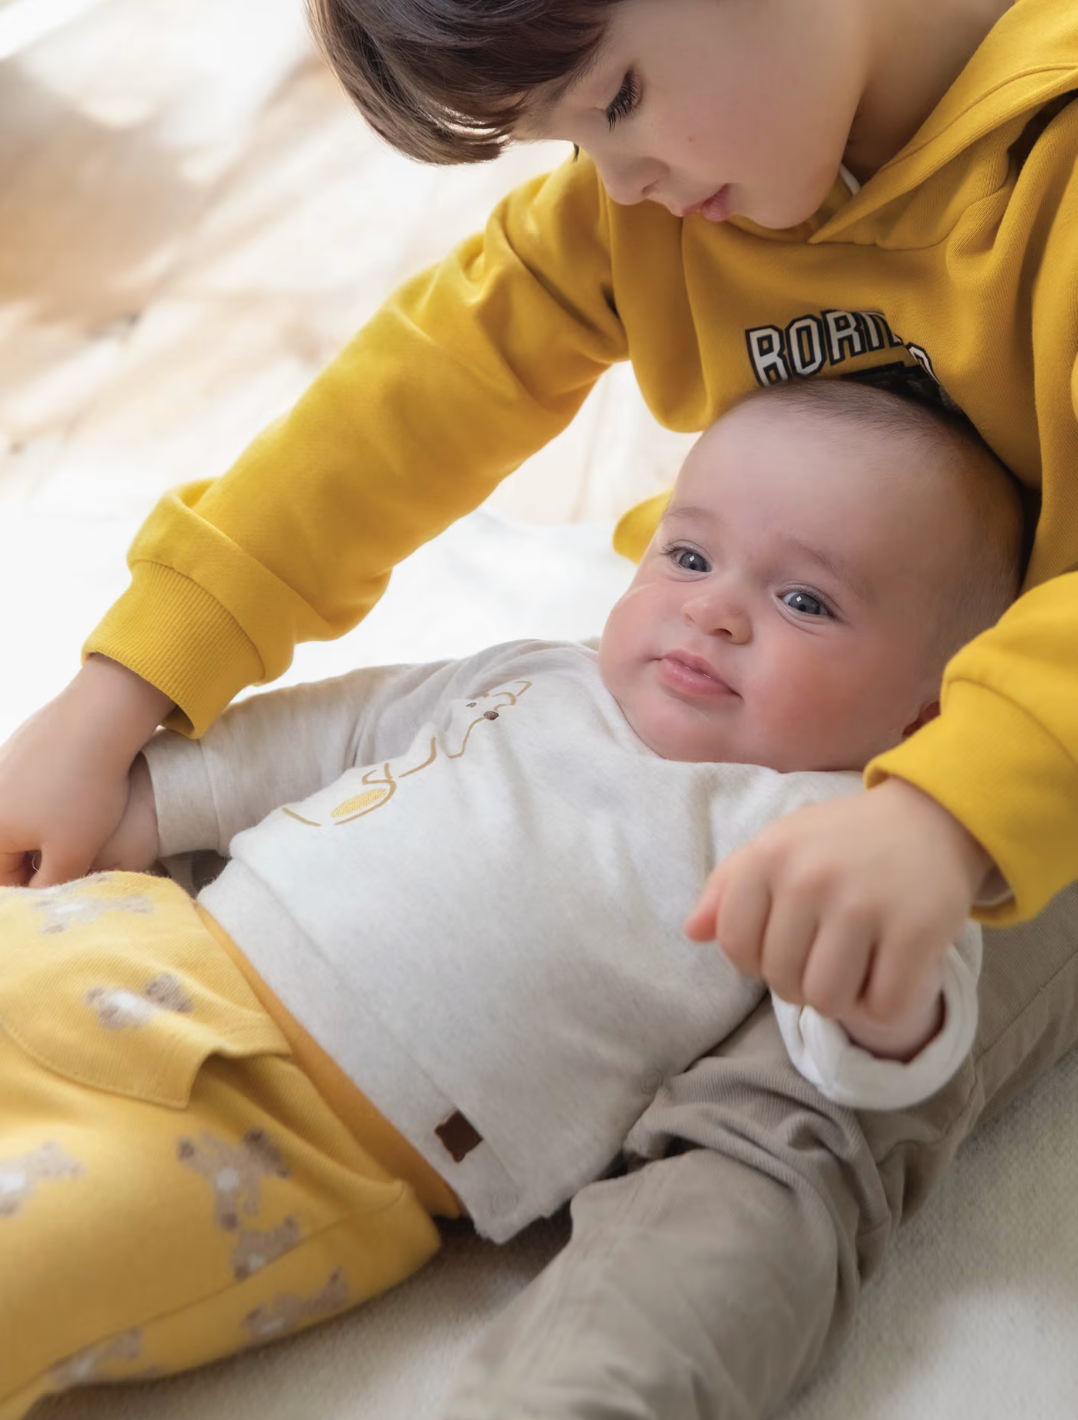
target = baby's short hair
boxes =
[730,379,1024,664]
[306,0,620,163]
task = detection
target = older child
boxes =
[1,384,1019,1415]
[2,0,1077,1415]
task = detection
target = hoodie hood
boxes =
[815,0,1078,239]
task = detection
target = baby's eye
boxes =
[666,545,710,573]
[782,590,830,618]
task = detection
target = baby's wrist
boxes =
[883,776,995,899]
[132,753,160,851]
[95,753,160,871]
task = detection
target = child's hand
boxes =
[684,778,993,1025]
[92,753,161,873]
[0,656,173,887]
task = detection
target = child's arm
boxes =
[0,157,618,886]
[83,157,622,744]
[0,655,173,887]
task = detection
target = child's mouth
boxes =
[680,185,732,223]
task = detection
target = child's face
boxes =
[521,0,866,230]
[599,405,955,771]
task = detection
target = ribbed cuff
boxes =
[84,562,264,738]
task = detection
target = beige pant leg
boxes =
[444,883,1078,1420]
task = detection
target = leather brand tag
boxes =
[435,1110,483,1163]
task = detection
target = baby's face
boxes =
[600,405,955,771]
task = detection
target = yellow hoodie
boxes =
[89,0,1078,925]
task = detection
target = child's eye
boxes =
[605,69,641,130]
[665,544,710,574]
[781,589,831,618]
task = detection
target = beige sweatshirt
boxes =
[145,641,981,1241]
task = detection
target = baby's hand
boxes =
[684,778,992,1025]
[0,656,172,887]
[837,963,946,1061]
[92,753,161,873]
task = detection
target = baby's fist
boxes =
[685,778,992,1024]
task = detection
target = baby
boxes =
[1,381,1020,1413]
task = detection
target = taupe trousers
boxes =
[445,883,1078,1420]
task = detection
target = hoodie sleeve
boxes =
[866,569,1078,925]
[864,155,1078,925]
[85,156,625,737]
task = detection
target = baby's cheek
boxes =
[755,659,858,751]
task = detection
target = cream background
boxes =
[2,2,1077,1416]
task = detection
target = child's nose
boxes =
[594,153,665,207]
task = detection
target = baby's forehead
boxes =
[670,432,959,580]
[695,395,920,458]
[680,397,959,511]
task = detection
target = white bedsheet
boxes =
[6,509,1077,1420]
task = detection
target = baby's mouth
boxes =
[657,652,739,699]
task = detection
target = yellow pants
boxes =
[0,872,457,1418]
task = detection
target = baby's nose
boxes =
[684,589,751,643]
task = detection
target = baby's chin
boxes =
[621,701,870,772]
[606,673,878,770]
[618,699,746,765]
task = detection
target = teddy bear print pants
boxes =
[0,872,450,1418]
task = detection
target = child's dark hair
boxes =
[306,0,622,164]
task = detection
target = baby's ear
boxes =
[901,698,941,739]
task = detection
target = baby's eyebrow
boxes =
[661,504,714,527]
[778,536,872,603]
